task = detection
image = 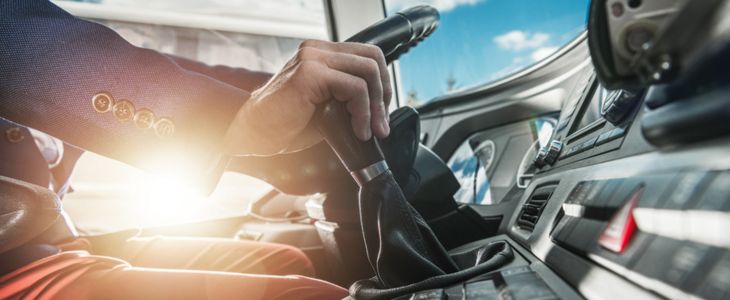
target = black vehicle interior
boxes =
[5,0,729,299]
[313,1,729,298]
[238,1,730,298]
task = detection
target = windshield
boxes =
[384,0,590,106]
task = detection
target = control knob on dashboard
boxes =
[543,140,563,165]
[533,147,548,168]
[601,90,640,125]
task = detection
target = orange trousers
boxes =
[0,237,348,300]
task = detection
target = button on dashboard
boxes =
[543,140,563,165]
[564,218,605,252]
[693,171,730,211]
[610,127,626,138]
[566,181,592,204]
[562,145,585,159]
[596,127,626,146]
[595,131,613,146]
[553,216,578,244]
[632,236,683,279]
[663,242,718,291]
[583,179,617,207]
[464,280,498,299]
[561,145,581,159]
[663,172,714,210]
[636,173,677,208]
[582,136,598,150]
[697,251,730,299]
[534,147,548,168]
[605,178,642,208]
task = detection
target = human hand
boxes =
[224,40,392,156]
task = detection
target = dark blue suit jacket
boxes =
[0,0,272,192]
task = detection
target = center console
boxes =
[393,235,582,299]
[504,62,730,299]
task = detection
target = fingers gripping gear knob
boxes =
[313,101,387,176]
[317,5,442,176]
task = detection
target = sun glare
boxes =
[63,153,272,234]
[135,174,208,224]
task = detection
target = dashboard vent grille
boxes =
[517,185,557,232]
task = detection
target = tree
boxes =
[446,72,457,92]
[406,88,420,107]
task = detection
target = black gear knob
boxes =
[314,101,387,185]
[314,99,460,289]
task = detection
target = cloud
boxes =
[494,31,559,62]
[493,31,550,51]
[530,46,559,61]
[489,56,528,80]
[388,0,482,12]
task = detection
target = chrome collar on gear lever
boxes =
[351,160,389,186]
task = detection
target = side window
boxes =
[58,0,327,72]
[55,0,326,233]
[447,118,555,205]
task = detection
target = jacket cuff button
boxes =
[154,118,175,138]
[5,127,25,143]
[134,109,156,130]
[112,100,135,123]
[92,92,114,113]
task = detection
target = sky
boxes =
[385,0,591,105]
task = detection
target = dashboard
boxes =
[437,53,729,299]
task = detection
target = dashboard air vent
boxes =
[517,185,557,232]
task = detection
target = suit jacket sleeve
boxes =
[0,0,248,193]
[166,55,272,92]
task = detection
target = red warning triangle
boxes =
[599,188,641,253]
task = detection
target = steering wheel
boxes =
[315,5,439,177]
[347,6,439,64]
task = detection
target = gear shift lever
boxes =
[314,102,388,185]
[314,101,458,288]
[314,6,514,298]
